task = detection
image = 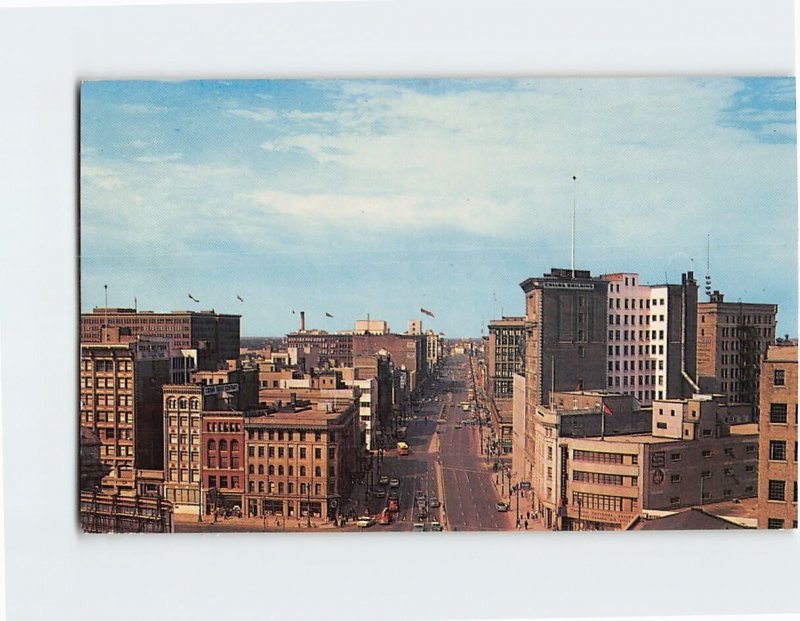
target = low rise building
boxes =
[242,398,361,521]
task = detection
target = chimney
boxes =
[300,311,305,332]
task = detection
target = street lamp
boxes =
[576,496,582,532]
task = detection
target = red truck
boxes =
[386,496,400,513]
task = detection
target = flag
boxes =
[603,404,613,416]
[292,309,296,314]
[325,312,334,318]
[236,295,244,302]
[420,307,435,318]
[188,293,199,303]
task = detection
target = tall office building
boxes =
[602,272,699,405]
[79,334,171,495]
[520,268,609,410]
[81,307,240,371]
[697,291,778,405]
[487,317,526,399]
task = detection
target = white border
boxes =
[0,2,797,620]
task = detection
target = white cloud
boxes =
[134,153,183,163]
[227,108,277,122]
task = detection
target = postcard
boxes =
[79,78,797,533]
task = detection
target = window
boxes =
[770,403,788,423]
[258,446,265,458]
[278,447,284,458]
[724,447,734,457]
[745,445,756,454]
[248,481,255,492]
[768,480,785,501]
[314,448,322,459]
[248,464,254,474]
[268,465,274,475]
[669,496,680,505]
[231,476,239,489]
[767,518,785,529]
[220,476,228,488]
[300,447,306,459]
[258,464,264,475]
[769,441,787,461]
[702,449,712,458]
[670,474,681,483]
[208,476,216,488]
[315,466,321,477]
[300,466,306,476]
[278,465,284,475]
[248,446,255,458]
[701,470,711,479]
[670,452,682,462]
[774,369,785,386]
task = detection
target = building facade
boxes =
[697,291,778,404]
[758,344,798,529]
[487,316,526,399]
[285,331,354,368]
[242,399,361,521]
[520,268,609,410]
[601,272,699,405]
[79,336,170,496]
[80,307,240,371]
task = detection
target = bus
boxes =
[397,441,410,456]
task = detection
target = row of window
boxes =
[572,491,638,512]
[245,480,325,495]
[767,518,799,529]
[609,359,663,373]
[83,376,132,389]
[572,450,636,465]
[248,464,323,477]
[246,445,333,460]
[165,397,201,410]
[607,375,663,388]
[608,344,665,356]
[82,411,133,424]
[572,470,637,486]
[246,430,328,442]
[607,295,663,309]
[82,394,133,406]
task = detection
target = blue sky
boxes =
[80,78,797,337]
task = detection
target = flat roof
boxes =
[593,434,675,445]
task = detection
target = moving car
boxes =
[356,516,377,528]
[495,501,509,512]
[454,423,462,429]
[430,521,442,532]
[372,489,386,499]
[378,475,390,486]
[389,478,400,488]
[412,522,425,532]
[429,498,440,508]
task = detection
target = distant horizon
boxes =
[81,78,797,338]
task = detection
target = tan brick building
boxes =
[79,334,170,496]
[758,343,798,529]
[697,291,777,405]
[243,399,361,521]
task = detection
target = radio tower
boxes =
[704,234,712,300]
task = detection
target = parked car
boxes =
[372,489,386,499]
[496,501,509,512]
[356,516,377,528]
[412,522,425,532]
[430,521,443,532]
[378,475,390,486]
[429,498,440,508]
[389,478,400,488]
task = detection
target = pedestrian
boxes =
[524,520,528,530]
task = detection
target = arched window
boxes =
[167,397,177,409]
[269,482,276,493]
[258,481,264,493]
[207,439,216,468]
[300,483,306,495]
[178,398,187,409]
[300,466,306,477]
[278,482,284,494]
[248,464,254,474]
[268,465,275,476]
[314,466,321,477]
[189,398,199,410]
[278,465,284,475]
[258,465,264,475]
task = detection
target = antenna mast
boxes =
[705,234,712,299]
[571,175,577,278]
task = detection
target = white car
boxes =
[356,516,377,528]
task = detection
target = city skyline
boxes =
[80,78,797,337]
